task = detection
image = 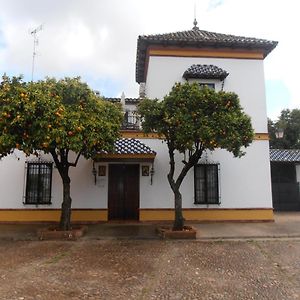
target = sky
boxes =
[0,0,299,120]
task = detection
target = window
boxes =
[122,110,140,130]
[199,83,215,90]
[194,164,219,204]
[25,162,53,204]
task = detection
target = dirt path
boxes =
[0,240,299,299]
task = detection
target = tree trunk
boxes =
[59,174,72,230]
[173,189,184,231]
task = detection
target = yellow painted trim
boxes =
[121,131,161,139]
[148,48,264,60]
[0,209,108,222]
[0,209,273,222]
[140,209,274,222]
[71,210,107,222]
[122,132,269,141]
[254,133,269,140]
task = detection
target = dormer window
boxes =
[183,64,229,91]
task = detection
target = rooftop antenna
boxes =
[30,24,43,82]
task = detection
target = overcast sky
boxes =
[0,0,299,120]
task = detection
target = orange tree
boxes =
[138,82,254,231]
[0,75,122,230]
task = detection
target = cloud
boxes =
[0,0,298,117]
[0,0,146,94]
[207,0,225,11]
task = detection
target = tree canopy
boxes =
[268,109,300,149]
[138,82,254,230]
[0,75,123,229]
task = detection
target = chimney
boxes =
[139,83,146,98]
[120,92,126,111]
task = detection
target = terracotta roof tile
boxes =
[270,149,300,162]
[113,138,156,155]
[183,64,229,80]
[136,27,278,83]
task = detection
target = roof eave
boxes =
[94,153,156,162]
[136,39,278,83]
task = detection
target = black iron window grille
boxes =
[24,162,53,205]
[194,164,220,204]
[122,110,140,130]
[199,83,215,90]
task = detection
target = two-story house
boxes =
[0,21,277,223]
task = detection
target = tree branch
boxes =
[175,145,204,190]
[69,150,82,167]
[50,148,63,177]
[182,151,188,165]
[167,141,176,191]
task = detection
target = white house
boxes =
[0,21,277,223]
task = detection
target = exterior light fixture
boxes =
[150,165,155,185]
[92,162,97,185]
[275,128,284,139]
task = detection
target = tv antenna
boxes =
[30,24,43,82]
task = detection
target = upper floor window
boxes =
[183,64,228,92]
[122,110,140,130]
[194,164,220,204]
[199,83,215,90]
[24,162,53,205]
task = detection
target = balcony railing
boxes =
[122,110,141,130]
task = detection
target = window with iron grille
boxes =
[199,83,215,90]
[194,164,220,204]
[24,162,53,204]
[122,110,140,130]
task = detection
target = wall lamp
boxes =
[92,161,97,185]
[150,165,155,185]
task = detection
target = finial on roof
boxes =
[120,92,126,110]
[193,18,199,30]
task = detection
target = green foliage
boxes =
[138,82,254,230]
[0,75,123,230]
[0,75,123,158]
[138,82,254,157]
[268,109,300,149]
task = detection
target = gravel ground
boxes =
[0,240,299,300]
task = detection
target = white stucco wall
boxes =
[145,56,268,133]
[141,54,272,209]
[0,151,107,209]
[0,139,273,210]
[139,139,273,209]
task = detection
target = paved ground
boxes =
[0,212,300,241]
[0,213,299,299]
[0,239,299,299]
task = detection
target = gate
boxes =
[272,182,300,211]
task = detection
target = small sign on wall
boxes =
[142,165,150,176]
[98,165,106,176]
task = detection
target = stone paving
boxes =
[0,239,299,299]
[0,213,299,299]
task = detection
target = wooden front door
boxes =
[108,164,139,220]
